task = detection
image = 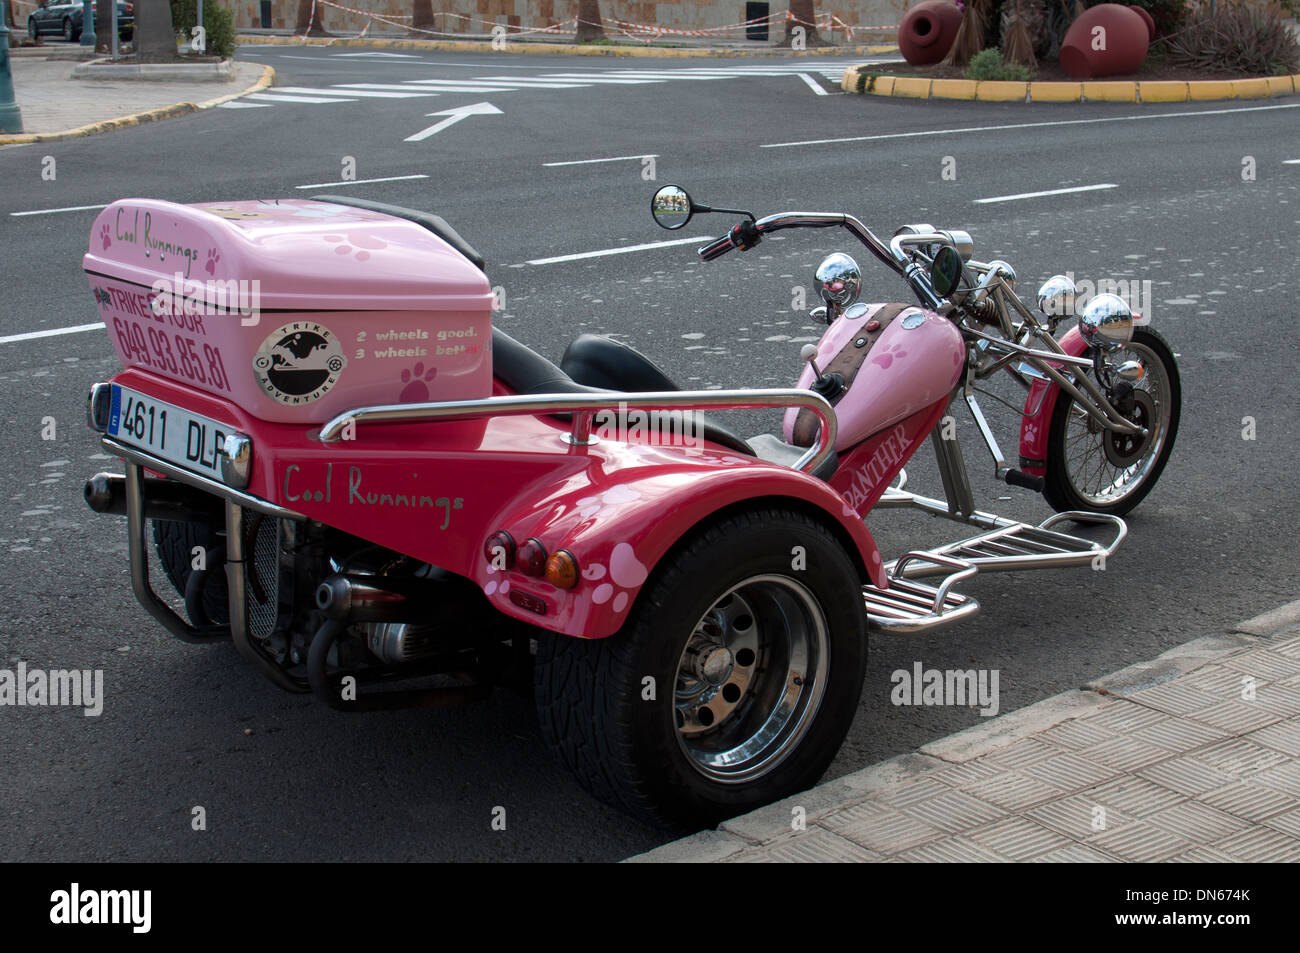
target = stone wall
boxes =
[226,1,910,41]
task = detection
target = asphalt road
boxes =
[1,46,1298,862]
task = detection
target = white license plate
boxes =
[107,385,231,479]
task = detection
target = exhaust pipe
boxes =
[85,472,224,523]
[315,572,486,625]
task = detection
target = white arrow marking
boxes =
[405,102,502,143]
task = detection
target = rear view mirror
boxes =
[930,245,964,298]
[651,185,693,230]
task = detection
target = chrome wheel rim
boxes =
[673,574,829,784]
[1063,339,1172,507]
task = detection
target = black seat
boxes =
[493,329,754,456]
[560,334,680,394]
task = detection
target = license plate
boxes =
[107,384,232,479]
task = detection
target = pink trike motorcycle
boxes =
[82,187,1179,828]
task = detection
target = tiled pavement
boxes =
[631,600,1300,863]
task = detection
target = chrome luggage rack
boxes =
[862,469,1128,635]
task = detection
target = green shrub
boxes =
[1164,2,1300,75]
[965,47,1034,82]
[170,0,236,60]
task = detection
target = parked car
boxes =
[27,0,134,43]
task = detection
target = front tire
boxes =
[1043,327,1180,516]
[535,508,867,830]
[28,18,38,41]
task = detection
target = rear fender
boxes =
[1019,326,1087,477]
[478,454,886,639]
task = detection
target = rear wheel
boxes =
[154,519,229,624]
[62,17,75,42]
[1043,327,1180,516]
[535,508,867,830]
[28,18,38,41]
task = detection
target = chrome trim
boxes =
[1079,293,1135,351]
[963,392,1009,480]
[87,382,112,432]
[102,436,305,521]
[318,389,838,475]
[220,433,252,490]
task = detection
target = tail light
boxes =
[483,531,515,569]
[517,538,547,577]
[545,551,580,589]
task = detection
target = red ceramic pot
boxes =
[899,0,963,66]
[1060,4,1155,79]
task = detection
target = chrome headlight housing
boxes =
[1036,274,1077,318]
[814,253,861,310]
[1079,293,1134,351]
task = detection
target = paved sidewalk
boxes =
[1,54,270,143]
[631,600,1300,863]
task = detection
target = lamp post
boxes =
[80,0,95,46]
[0,18,22,133]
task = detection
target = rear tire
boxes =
[153,519,229,624]
[28,18,38,41]
[535,507,867,830]
[62,17,75,42]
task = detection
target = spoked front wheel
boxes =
[534,508,867,830]
[1043,327,1181,516]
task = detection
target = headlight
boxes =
[1079,293,1134,351]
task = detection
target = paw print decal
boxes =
[871,341,909,371]
[99,224,112,251]
[399,362,438,402]
[323,230,389,262]
[584,542,649,614]
[575,485,642,520]
[1022,420,1044,455]
[205,249,220,276]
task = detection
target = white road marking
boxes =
[335,52,423,58]
[280,85,433,99]
[973,183,1118,204]
[245,91,356,104]
[9,203,108,217]
[543,154,659,167]
[296,174,430,190]
[0,322,105,345]
[524,235,712,266]
[399,81,519,92]
[762,102,1300,148]
[1284,159,1300,164]
[798,73,829,96]
[217,101,272,109]
[405,101,503,143]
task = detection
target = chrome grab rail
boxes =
[890,551,979,616]
[318,388,839,476]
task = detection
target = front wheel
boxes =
[535,508,868,830]
[62,17,76,42]
[1043,327,1181,516]
[28,18,38,41]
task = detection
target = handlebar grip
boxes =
[698,233,736,262]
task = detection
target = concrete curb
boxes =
[0,64,275,146]
[628,598,1300,862]
[237,33,898,59]
[839,64,1300,103]
[71,58,237,82]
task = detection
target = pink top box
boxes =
[84,198,496,423]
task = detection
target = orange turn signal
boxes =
[545,550,580,589]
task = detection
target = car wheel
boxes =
[28,18,39,41]
[62,17,75,42]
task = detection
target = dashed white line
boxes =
[524,235,712,266]
[280,85,433,99]
[543,154,659,167]
[973,183,1118,204]
[296,174,430,190]
[761,102,1300,148]
[1284,159,1300,164]
[9,203,108,217]
[245,92,356,104]
[0,323,105,345]
[797,73,830,96]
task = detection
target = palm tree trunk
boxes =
[940,0,991,67]
[411,0,434,35]
[295,0,330,37]
[575,0,604,42]
[781,0,826,47]
[95,0,111,52]
[135,0,177,60]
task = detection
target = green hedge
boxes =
[170,0,236,60]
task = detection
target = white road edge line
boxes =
[797,73,829,96]
[1284,159,1300,164]
[973,183,1118,204]
[761,102,1300,148]
[543,154,659,167]
[524,235,711,266]
[296,174,430,190]
[0,322,105,345]
[10,203,109,217]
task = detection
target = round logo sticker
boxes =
[252,322,347,405]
